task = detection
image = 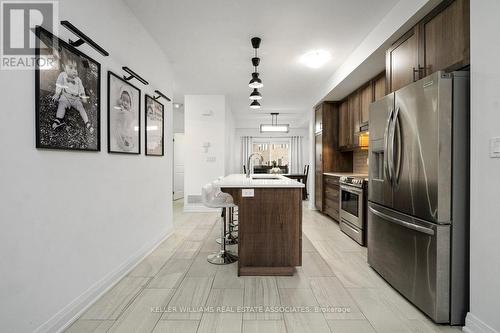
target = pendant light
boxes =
[249,37,263,108]
[250,100,261,109]
[248,73,263,89]
[249,88,262,100]
[260,113,289,133]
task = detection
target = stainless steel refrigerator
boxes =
[367,71,469,325]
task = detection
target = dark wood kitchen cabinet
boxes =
[419,0,469,77]
[359,82,373,129]
[315,133,323,211]
[314,102,352,211]
[338,100,350,149]
[315,102,336,211]
[386,27,419,93]
[373,72,386,101]
[386,0,469,93]
[349,91,360,136]
[323,174,340,221]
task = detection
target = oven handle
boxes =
[369,206,435,236]
[340,185,363,194]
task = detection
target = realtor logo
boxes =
[1,1,58,69]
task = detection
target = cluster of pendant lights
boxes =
[249,37,263,109]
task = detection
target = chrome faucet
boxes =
[246,153,263,178]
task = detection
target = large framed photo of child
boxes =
[35,26,100,151]
[107,72,141,154]
[145,95,164,156]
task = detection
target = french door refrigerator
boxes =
[367,71,469,325]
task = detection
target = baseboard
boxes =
[183,203,220,213]
[463,313,499,333]
[34,228,174,333]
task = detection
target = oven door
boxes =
[340,185,363,229]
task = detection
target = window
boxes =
[252,139,290,167]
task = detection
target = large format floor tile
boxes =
[108,288,174,333]
[81,276,150,320]
[67,201,463,333]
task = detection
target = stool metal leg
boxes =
[207,207,238,265]
[216,207,238,245]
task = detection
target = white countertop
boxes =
[218,174,305,188]
[323,172,368,178]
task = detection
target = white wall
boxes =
[0,0,174,332]
[466,1,500,332]
[173,106,185,133]
[184,95,230,210]
[225,102,236,175]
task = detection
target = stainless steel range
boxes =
[339,175,367,245]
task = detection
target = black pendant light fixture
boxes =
[250,100,261,109]
[249,37,262,108]
[249,88,262,100]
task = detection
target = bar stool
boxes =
[201,183,238,264]
[212,180,238,245]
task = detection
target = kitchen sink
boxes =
[251,176,280,180]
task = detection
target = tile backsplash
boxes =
[353,150,369,174]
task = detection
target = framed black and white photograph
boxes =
[107,71,141,154]
[145,95,164,156]
[35,26,100,151]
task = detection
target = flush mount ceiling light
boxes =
[260,113,289,133]
[249,88,262,100]
[299,49,331,69]
[250,100,261,109]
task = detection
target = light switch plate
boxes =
[242,189,254,197]
[490,137,500,158]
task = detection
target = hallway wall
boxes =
[466,0,500,332]
[0,0,174,331]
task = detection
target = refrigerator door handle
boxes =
[387,107,398,186]
[369,206,435,236]
[384,108,395,183]
[393,107,402,186]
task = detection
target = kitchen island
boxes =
[219,174,304,276]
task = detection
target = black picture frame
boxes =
[107,71,141,154]
[35,26,101,151]
[145,95,165,156]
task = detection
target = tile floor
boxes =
[65,201,462,333]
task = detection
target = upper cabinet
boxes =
[386,0,469,93]
[338,100,350,149]
[373,73,386,101]
[419,0,469,77]
[359,83,373,129]
[386,27,420,93]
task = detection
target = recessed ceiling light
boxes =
[299,50,331,69]
[173,103,183,109]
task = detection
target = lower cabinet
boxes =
[323,175,340,221]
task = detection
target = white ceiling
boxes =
[124,0,399,128]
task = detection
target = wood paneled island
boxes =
[219,174,304,276]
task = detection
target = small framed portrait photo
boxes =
[107,71,141,154]
[35,26,101,151]
[145,95,164,156]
